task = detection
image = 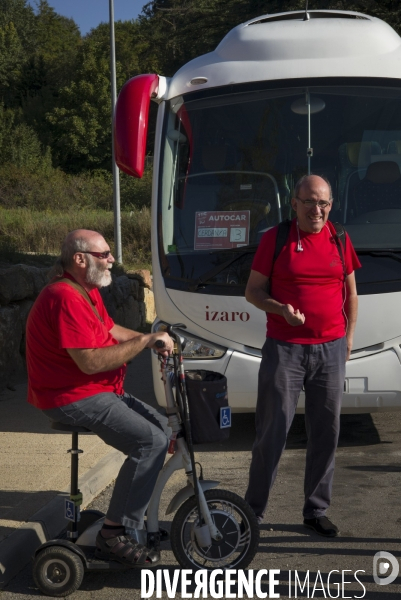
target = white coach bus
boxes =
[114,9,401,412]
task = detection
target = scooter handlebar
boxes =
[155,324,187,352]
[166,324,187,351]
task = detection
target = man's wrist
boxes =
[141,333,153,348]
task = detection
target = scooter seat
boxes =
[50,422,92,433]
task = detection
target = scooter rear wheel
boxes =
[170,489,259,570]
[32,546,84,597]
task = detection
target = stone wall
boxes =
[0,265,155,392]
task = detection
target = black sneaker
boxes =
[303,516,339,537]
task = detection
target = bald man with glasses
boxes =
[244,175,361,537]
[26,229,174,568]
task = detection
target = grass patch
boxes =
[0,207,152,270]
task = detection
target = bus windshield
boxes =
[159,81,401,294]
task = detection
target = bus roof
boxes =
[166,10,401,99]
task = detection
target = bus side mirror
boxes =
[114,74,160,178]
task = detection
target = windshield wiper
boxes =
[187,244,258,292]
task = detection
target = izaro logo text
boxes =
[206,306,250,322]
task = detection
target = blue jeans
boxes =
[43,393,170,529]
[245,336,347,519]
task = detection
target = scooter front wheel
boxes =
[170,489,259,570]
[32,546,84,597]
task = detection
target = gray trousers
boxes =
[245,336,347,520]
[43,393,170,530]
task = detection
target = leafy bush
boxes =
[0,163,152,211]
[120,166,153,210]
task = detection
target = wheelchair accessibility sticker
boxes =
[220,407,231,429]
[65,499,75,522]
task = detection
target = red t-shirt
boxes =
[252,220,361,344]
[26,275,125,409]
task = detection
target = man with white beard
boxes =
[26,229,174,569]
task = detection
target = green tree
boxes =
[32,0,81,89]
[86,20,152,84]
[47,40,112,172]
[0,21,23,93]
[5,122,52,172]
[0,1,82,160]
[0,104,52,173]
[0,0,36,51]
[19,1,81,147]
[46,16,161,173]
[0,0,36,105]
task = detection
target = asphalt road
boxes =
[2,351,401,599]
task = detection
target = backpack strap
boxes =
[270,219,292,278]
[333,222,346,248]
[332,222,347,281]
[49,278,104,323]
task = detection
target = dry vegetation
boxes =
[0,206,152,270]
[0,164,153,270]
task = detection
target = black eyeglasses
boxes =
[296,197,331,209]
[82,251,112,259]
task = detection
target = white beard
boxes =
[85,255,112,288]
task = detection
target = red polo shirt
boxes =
[26,275,125,409]
[252,220,361,344]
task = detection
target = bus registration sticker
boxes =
[194,211,250,249]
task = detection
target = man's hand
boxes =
[282,304,305,326]
[145,331,174,357]
[245,271,306,325]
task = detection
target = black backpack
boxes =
[271,219,347,279]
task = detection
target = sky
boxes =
[27,0,148,35]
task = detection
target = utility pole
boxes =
[109,0,122,263]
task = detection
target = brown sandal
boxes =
[95,533,159,568]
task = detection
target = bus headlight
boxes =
[154,323,226,359]
[181,333,226,359]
